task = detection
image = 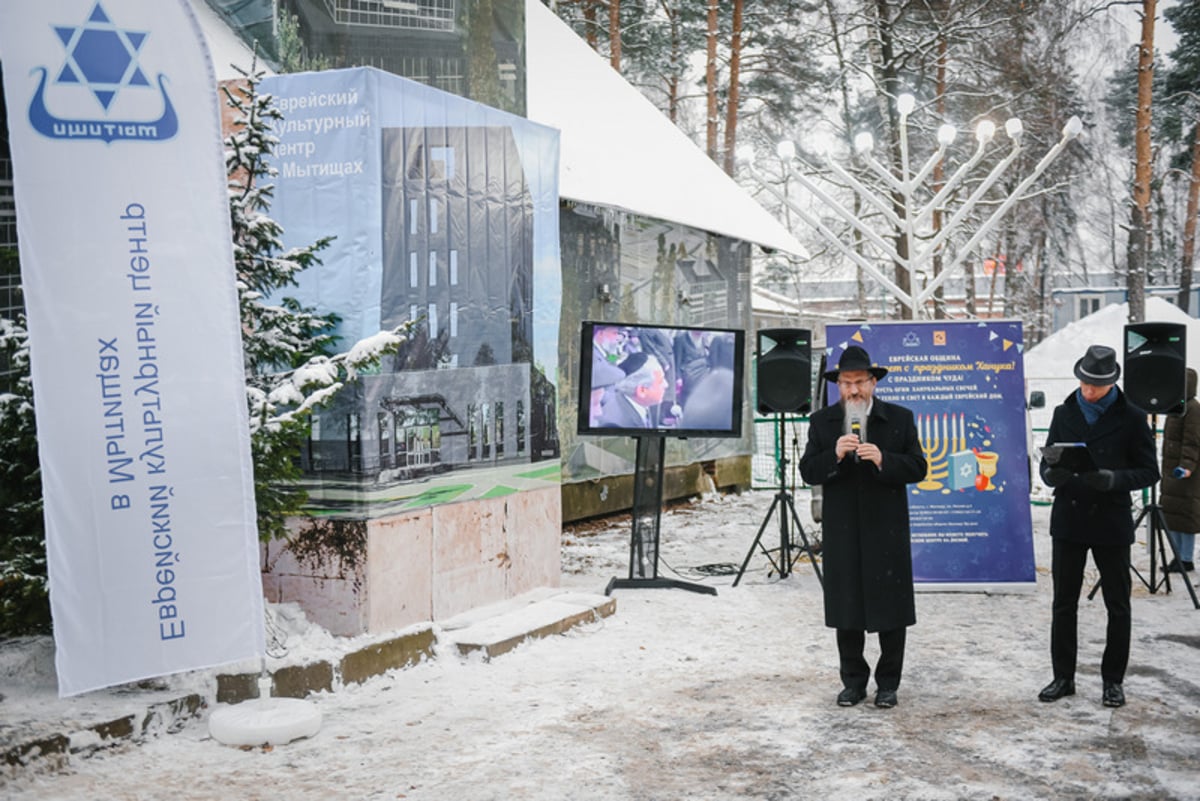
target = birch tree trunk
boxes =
[609,0,621,69]
[868,0,913,319]
[583,0,598,50]
[1127,0,1157,324]
[820,0,869,317]
[666,0,681,124]
[705,0,719,162]
[722,0,743,176]
[1179,121,1200,313]
[931,18,948,320]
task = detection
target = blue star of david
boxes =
[52,1,151,112]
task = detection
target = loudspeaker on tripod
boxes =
[756,328,812,414]
[1124,322,1187,415]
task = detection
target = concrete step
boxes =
[439,589,617,660]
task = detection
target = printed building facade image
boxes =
[301,123,550,490]
[244,66,563,633]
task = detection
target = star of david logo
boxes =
[53,1,150,112]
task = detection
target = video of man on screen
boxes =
[583,323,741,436]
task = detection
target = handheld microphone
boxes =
[850,416,862,462]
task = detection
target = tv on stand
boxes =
[578,320,745,439]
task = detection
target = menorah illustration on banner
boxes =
[916,412,1000,492]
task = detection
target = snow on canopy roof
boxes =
[1025,297,1200,430]
[525,0,805,257]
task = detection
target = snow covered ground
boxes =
[4,489,1198,801]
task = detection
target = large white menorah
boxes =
[738,95,1082,319]
[917,412,965,491]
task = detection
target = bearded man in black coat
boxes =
[799,346,926,709]
[1038,345,1159,709]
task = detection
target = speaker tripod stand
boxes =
[733,415,823,587]
[1088,480,1200,609]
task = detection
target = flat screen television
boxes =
[578,321,746,438]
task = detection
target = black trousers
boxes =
[1050,538,1131,684]
[837,627,906,692]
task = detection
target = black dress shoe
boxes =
[1103,682,1126,708]
[837,687,867,707]
[1038,678,1075,702]
[1165,559,1195,573]
[874,689,898,708]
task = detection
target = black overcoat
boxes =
[799,398,927,632]
[1161,370,1200,534]
[1039,387,1159,546]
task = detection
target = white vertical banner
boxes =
[0,0,264,695]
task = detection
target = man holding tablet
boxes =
[1038,345,1159,708]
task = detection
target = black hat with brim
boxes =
[822,345,888,382]
[1073,344,1120,384]
[618,351,649,376]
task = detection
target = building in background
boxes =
[1050,284,1200,331]
[206,0,524,113]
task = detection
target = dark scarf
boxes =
[1077,386,1117,426]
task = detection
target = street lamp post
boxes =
[740,95,1083,319]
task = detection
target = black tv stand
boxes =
[604,436,716,596]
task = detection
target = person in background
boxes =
[592,325,626,365]
[594,352,667,430]
[799,345,926,709]
[587,357,626,429]
[679,332,736,431]
[1039,345,1159,708]
[673,328,709,409]
[633,327,679,425]
[1160,367,1200,574]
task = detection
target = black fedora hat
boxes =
[1073,344,1120,384]
[823,345,888,382]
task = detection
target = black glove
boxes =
[1042,449,1061,466]
[1082,469,1116,491]
[1042,467,1073,487]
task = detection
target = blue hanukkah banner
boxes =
[825,321,1036,588]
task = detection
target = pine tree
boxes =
[0,252,48,635]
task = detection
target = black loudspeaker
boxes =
[1123,322,1187,415]
[757,328,812,414]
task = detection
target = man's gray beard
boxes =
[844,398,869,418]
